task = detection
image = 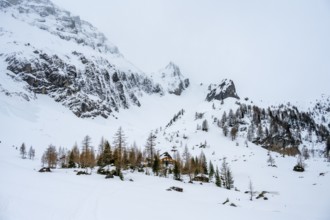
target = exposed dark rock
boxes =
[5,50,163,118]
[193,175,209,183]
[38,167,51,172]
[206,79,239,101]
[105,174,114,179]
[255,134,300,156]
[76,171,89,175]
[167,186,183,192]
[293,165,305,172]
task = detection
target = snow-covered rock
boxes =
[152,62,190,96]
[0,0,174,118]
[206,79,239,101]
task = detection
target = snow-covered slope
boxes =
[0,0,194,118]
[1,1,330,220]
[1,94,330,220]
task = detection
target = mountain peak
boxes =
[152,62,189,96]
[163,62,182,78]
[206,79,239,101]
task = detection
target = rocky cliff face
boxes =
[4,50,163,118]
[206,79,239,101]
[0,0,190,118]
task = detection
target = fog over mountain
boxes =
[52,0,330,103]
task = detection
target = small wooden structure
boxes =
[160,152,174,166]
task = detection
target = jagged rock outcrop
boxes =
[152,62,190,96]
[206,79,239,101]
[4,49,163,118]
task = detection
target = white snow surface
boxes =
[0,1,330,219]
[1,83,330,220]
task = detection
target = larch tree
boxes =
[230,127,238,141]
[145,132,156,166]
[113,127,127,160]
[71,143,80,167]
[80,135,92,169]
[43,145,57,168]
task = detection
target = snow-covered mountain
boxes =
[1,1,330,220]
[152,62,190,95]
[206,79,239,101]
[0,0,192,118]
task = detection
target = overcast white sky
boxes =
[52,0,330,103]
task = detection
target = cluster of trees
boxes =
[19,143,35,160]
[215,103,330,157]
[158,145,235,190]
[166,109,185,128]
[38,127,235,189]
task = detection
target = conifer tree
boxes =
[221,158,234,190]
[199,151,208,174]
[152,154,160,176]
[80,135,92,169]
[173,160,181,180]
[71,143,80,167]
[68,150,76,168]
[215,166,221,187]
[221,111,227,128]
[325,136,330,158]
[257,124,264,139]
[209,161,215,180]
[267,154,275,166]
[87,147,96,173]
[247,124,254,141]
[20,143,27,159]
[128,146,137,169]
[28,146,35,160]
[202,119,209,132]
[101,140,112,167]
[223,125,228,137]
[113,127,127,160]
[228,109,235,127]
[226,168,234,190]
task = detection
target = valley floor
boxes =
[1,143,330,220]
